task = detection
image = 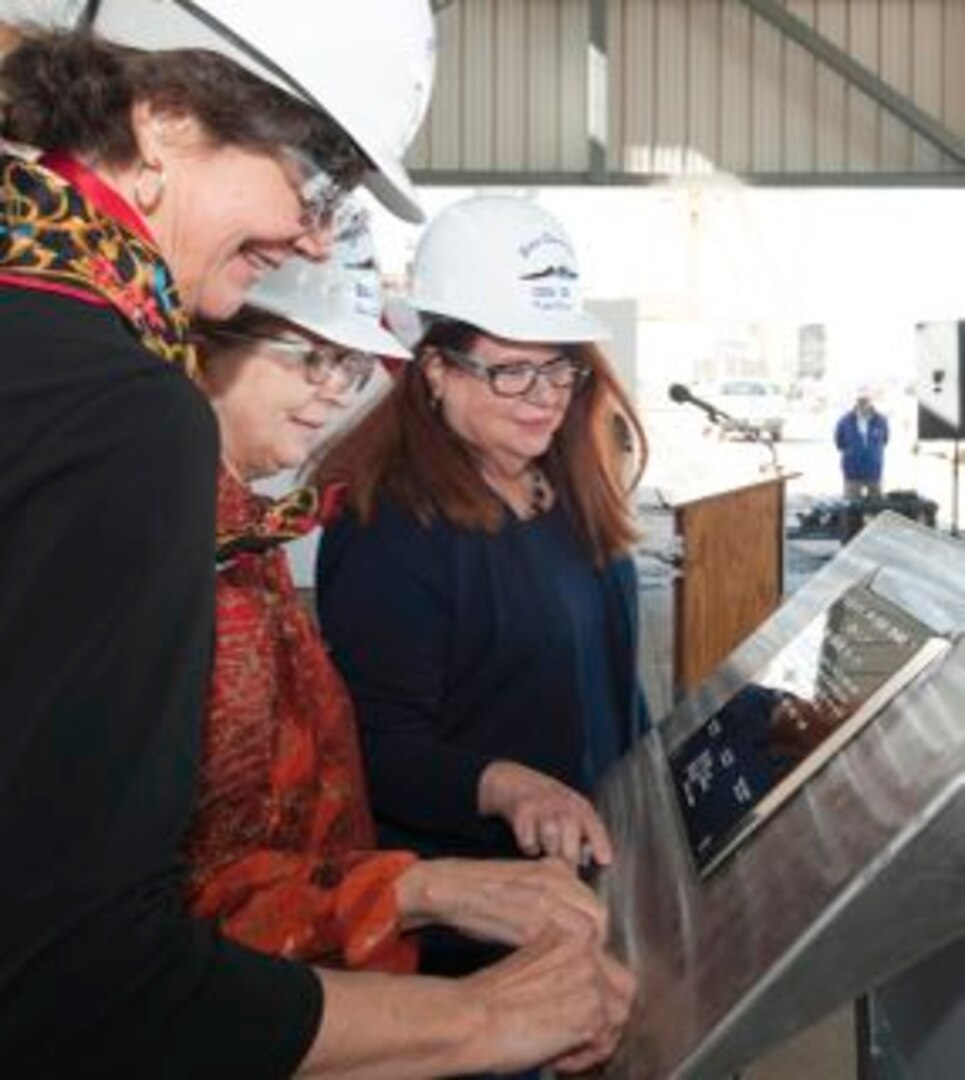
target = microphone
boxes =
[667,382,784,475]
[667,382,734,425]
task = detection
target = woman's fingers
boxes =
[559,815,583,866]
[512,791,612,867]
[551,949,637,1073]
[479,760,615,868]
[411,855,608,946]
[537,817,563,858]
[514,805,541,856]
[580,805,615,866]
[461,923,635,1075]
[524,800,613,868]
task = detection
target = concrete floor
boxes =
[744,1008,857,1080]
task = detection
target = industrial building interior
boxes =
[404,3,965,1077]
[3,2,964,1077]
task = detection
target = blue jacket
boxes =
[835,408,889,482]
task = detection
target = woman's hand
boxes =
[461,921,636,1076]
[478,760,614,868]
[548,947,638,1074]
[304,919,637,1078]
[395,855,607,945]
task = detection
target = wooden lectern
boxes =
[673,474,791,693]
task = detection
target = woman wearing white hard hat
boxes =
[0,4,628,1078]
[183,206,634,1079]
[313,196,650,975]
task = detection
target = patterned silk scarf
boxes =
[0,151,197,374]
[189,469,418,974]
[216,481,347,566]
[0,150,319,553]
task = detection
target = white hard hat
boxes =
[247,202,411,361]
[409,196,611,343]
[0,0,86,26]
[84,0,435,222]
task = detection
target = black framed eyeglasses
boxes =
[212,330,376,391]
[441,348,591,398]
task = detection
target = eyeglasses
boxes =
[213,330,376,391]
[284,148,359,231]
[297,170,350,231]
[441,348,591,398]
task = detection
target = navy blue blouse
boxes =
[316,497,649,859]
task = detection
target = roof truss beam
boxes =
[739,0,965,166]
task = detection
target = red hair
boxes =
[309,321,647,566]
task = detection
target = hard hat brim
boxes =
[314,312,413,360]
[362,160,425,224]
[250,294,412,361]
[87,0,428,224]
[412,299,613,345]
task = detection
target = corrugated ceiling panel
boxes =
[493,2,527,168]
[910,0,945,171]
[689,0,722,170]
[527,0,562,167]
[814,0,849,170]
[945,1,965,144]
[845,0,882,169]
[410,0,590,172]
[560,0,591,170]
[617,0,657,172]
[654,0,689,173]
[461,0,495,169]
[719,1,753,171]
[880,0,914,168]
[785,1,818,171]
[752,10,785,170]
[411,0,964,180]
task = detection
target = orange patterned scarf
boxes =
[185,469,417,973]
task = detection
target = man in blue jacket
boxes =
[835,388,889,498]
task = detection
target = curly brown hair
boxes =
[0,21,23,58]
[0,28,366,186]
[310,319,647,566]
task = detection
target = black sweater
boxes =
[316,497,648,861]
[0,288,321,1078]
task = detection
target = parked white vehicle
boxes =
[703,377,786,441]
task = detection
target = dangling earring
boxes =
[133,158,166,216]
[425,377,443,411]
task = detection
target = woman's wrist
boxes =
[393,858,436,930]
[304,968,491,1078]
[395,858,473,932]
[477,759,514,816]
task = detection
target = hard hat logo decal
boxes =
[353,280,380,319]
[520,265,579,282]
[518,230,573,261]
[409,195,609,342]
[517,232,580,312]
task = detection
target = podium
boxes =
[673,474,791,693]
[597,513,965,1078]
